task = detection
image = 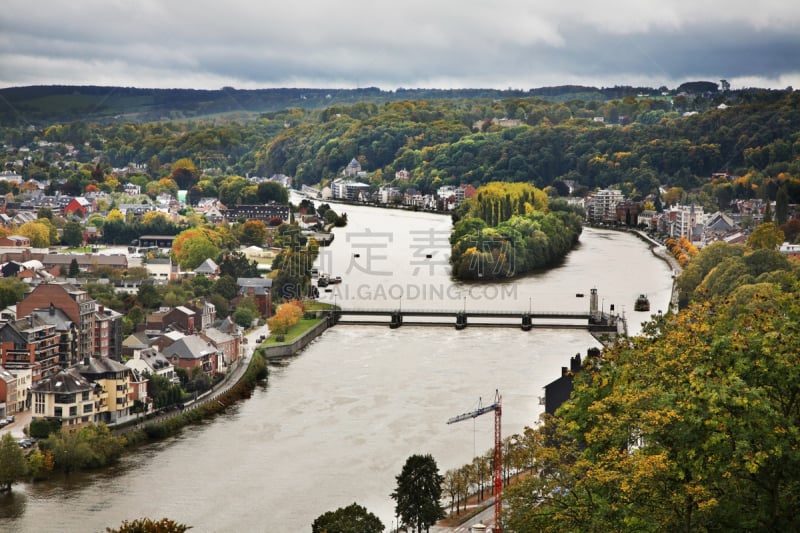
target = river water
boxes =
[0,204,673,533]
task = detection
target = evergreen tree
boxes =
[392,454,445,533]
[68,258,80,277]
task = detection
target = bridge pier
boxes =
[455,312,467,330]
[390,311,403,329]
[521,314,532,331]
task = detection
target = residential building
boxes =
[331,178,370,201]
[122,331,152,359]
[223,204,290,225]
[188,301,216,332]
[200,326,239,371]
[28,305,78,369]
[135,235,178,249]
[38,253,128,274]
[125,347,178,384]
[162,334,219,376]
[588,189,624,223]
[17,283,96,361]
[63,197,91,217]
[76,356,134,424]
[661,204,704,240]
[343,158,361,176]
[615,200,643,226]
[160,306,196,335]
[0,235,31,247]
[193,258,219,278]
[779,242,800,259]
[145,258,176,281]
[0,366,18,415]
[95,305,124,360]
[31,367,97,429]
[236,278,273,316]
[0,314,60,385]
[0,367,31,413]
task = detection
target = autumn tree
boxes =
[172,227,222,270]
[170,158,199,190]
[238,220,268,247]
[18,220,52,247]
[267,300,304,335]
[747,221,784,251]
[505,285,800,532]
[106,517,192,533]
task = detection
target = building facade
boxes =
[17,283,97,361]
[0,315,60,385]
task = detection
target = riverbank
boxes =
[263,317,330,359]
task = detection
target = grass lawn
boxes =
[263,318,322,346]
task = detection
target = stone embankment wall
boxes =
[264,319,330,359]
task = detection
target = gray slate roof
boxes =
[32,367,93,393]
[162,334,218,360]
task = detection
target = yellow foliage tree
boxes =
[18,221,51,247]
[106,209,124,223]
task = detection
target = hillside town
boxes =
[1,130,799,442]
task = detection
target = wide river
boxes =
[0,203,673,532]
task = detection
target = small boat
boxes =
[330,276,342,284]
[318,275,330,287]
[634,294,650,312]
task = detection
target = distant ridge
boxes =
[0,84,673,124]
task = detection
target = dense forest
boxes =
[3,87,799,219]
[0,84,700,125]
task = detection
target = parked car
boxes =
[0,419,7,428]
[6,415,14,424]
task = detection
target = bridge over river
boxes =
[326,288,627,334]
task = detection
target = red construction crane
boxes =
[447,390,502,533]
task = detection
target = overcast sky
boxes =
[1,0,799,91]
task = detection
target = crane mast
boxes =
[447,390,502,533]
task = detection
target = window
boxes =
[55,393,75,404]
[54,407,62,417]
[69,406,77,417]
[82,391,90,401]
[83,403,93,413]
[35,393,45,414]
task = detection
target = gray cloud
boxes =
[1,1,798,90]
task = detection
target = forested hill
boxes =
[2,86,799,213]
[0,83,711,125]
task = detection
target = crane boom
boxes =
[447,391,503,533]
[446,403,498,424]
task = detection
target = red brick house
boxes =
[0,235,31,247]
[161,334,219,376]
[17,283,97,361]
[200,326,239,370]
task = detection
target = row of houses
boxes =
[0,274,272,428]
[586,188,798,249]
[325,179,477,210]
